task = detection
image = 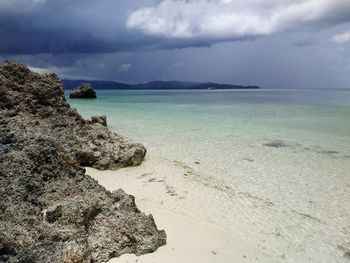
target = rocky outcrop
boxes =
[0,60,146,170]
[87,115,107,127]
[0,60,166,262]
[70,83,97,98]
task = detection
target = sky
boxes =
[0,0,350,88]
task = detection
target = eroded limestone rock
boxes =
[0,60,166,262]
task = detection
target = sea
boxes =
[67,88,350,262]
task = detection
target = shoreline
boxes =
[72,87,350,263]
[87,156,279,263]
[88,147,350,263]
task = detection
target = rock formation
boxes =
[0,60,166,262]
[0,61,146,170]
[70,83,97,98]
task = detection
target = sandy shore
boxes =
[87,158,271,263]
[87,150,350,263]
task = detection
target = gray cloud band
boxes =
[1,0,350,55]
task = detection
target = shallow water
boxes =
[67,89,350,262]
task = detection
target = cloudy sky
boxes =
[0,0,350,88]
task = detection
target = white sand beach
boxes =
[87,144,350,263]
[87,159,268,263]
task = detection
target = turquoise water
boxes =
[66,88,350,206]
[67,89,350,262]
[66,89,350,143]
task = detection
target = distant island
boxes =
[62,80,260,90]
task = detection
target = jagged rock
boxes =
[89,115,107,127]
[0,135,166,262]
[0,60,146,170]
[70,83,97,98]
[0,60,166,262]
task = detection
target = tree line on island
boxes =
[63,79,260,90]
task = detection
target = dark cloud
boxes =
[0,0,157,54]
[1,0,350,55]
[0,1,350,89]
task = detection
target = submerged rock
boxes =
[0,60,166,262]
[70,83,97,98]
[263,140,288,148]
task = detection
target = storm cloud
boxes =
[1,0,350,88]
[1,0,350,55]
[0,0,153,54]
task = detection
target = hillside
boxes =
[62,79,260,90]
